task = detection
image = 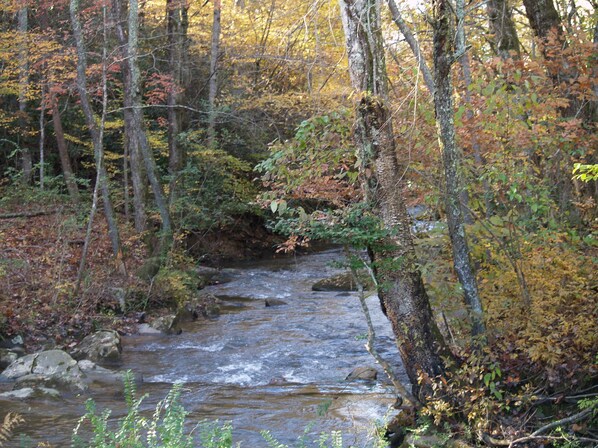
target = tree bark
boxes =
[339,0,448,399]
[128,0,174,253]
[112,0,147,232]
[433,0,486,338]
[522,0,563,44]
[166,0,180,186]
[50,95,80,204]
[17,3,32,185]
[487,0,521,59]
[69,0,123,261]
[207,0,222,148]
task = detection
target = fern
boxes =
[0,413,24,447]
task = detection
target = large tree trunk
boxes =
[69,0,123,261]
[487,0,521,59]
[207,0,222,148]
[339,0,448,400]
[522,0,563,43]
[112,0,147,232]
[433,0,486,338]
[17,3,32,185]
[128,0,173,253]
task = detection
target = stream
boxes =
[5,249,408,447]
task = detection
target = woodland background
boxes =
[0,0,596,445]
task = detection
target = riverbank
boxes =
[0,189,279,354]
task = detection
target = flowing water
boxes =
[3,249,408,447]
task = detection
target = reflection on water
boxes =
[4,249,407,447]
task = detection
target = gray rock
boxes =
[1,350,86,392]
[0,386,61,400]
[2,354,36,379]
[37,387,61,398]
[312,272,373,292]
[265,299,287,307]
[0,349,19,370]
[70,330,122,364]
[0,387,35,399]
[150,315,181,335]
[33,350,78,376]
[345,366,378,381]
[137,323,162,335]
[77,360,126,386]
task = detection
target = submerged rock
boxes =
[150,315,181,335]
[312,271,374,292]
[345,366,378,381]
[70,330,122,364]
[264,299,287,307]
[0,387,60,400]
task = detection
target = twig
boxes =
[343,246,419,407]
[481,407,595,447]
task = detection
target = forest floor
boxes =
[0,197,143,350]
[0,189,279,352]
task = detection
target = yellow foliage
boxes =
[480,238,597,372]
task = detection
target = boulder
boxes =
[265,299,287,307]
[1,350,86,392]
[77,360,128,387]
[0,386,61,400]
[0,349,19,370]
[345,366,378,381]
[150,315,181,335]
[312,272,373,292]
[137,323,162,335]
[70,330,122,364]
[180,293,221,320]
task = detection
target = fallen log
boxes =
[0,209,62,219]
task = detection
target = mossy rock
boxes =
[153,268,205,307]
[312,271,374,292]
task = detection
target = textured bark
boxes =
[18,4,32,184]
[207,0,222,148]
[112,0,147,232]
[128,0,173,251]
[433,0,486,337]
[487,0,521,59]
[70,0,122,260]
[522,0,563,43]
[50,96,80,203]
[339,0,448,399]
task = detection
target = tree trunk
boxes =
[39,82,46,190]
[487,0,521,59]
[522,0,563,44]
[166,0,186,204]
[17,3,32,185]
[128,0,173,253]
[207,0,222,149]
[387,0,435,95]
[339,0,448,400]
[433,0,486,338]
[166,0,181,186]
[112,0,147,232]
[50,95,80,204]
[69,0,123,261]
